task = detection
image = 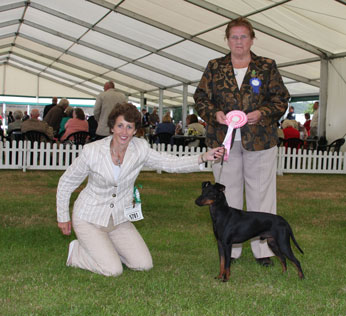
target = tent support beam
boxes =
[319,58,329,137]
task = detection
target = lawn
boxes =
[0,170,345,316]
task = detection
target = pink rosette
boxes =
[222,110,248,161]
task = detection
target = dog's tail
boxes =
[289,225,304,254]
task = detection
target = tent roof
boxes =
[1,0,345,108]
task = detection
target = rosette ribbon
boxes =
[222,110,248,161]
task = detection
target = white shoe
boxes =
[66,240,77,266]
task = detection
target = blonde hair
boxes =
[162,112,172,123]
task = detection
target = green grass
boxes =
[0,171,346,316]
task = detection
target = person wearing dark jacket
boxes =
[194,17,289,267]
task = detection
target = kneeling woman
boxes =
[57,102,224,276]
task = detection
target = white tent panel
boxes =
[0,7,23,21]
[10,56,46,71]
[251,31,317,63]
[20,24,73,50]
[15,37,63,59]
[82,81,103,92]
[69,44,126,69]
[51,63,96,82]
[98,11,182,49]
[139,55,203,81]
[44,68,84,84]
[72,84,99,97]
[106,71,157,92]
[6,61,40,75]
[118,63,180,87]
[0,38,13,46]
[12,47,54,66]
[38,77,94,98]
[251,1,346,53]
[284,82,320,96]
[82,30,149,60]
[281,62,321,81]
[163,41,224,68]
[41,72,79,86]
[32,0,109,23]
[2,65,39,95]
[0,25,18,37]
[326,57,346,144]
[120,0,229,34]
[25,7,88,39]
[59,55,109,75]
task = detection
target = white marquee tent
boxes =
[0,0,346,141]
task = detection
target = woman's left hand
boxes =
[199,147,225,163]
[247,110,262,125]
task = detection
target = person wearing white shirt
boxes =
[57,102,224,276]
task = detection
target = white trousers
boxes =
[212,141,277,259]
[67,213,153,276]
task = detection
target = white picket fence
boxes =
[0,140,345,174]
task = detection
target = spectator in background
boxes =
[149,107,159,128]
[141,108,150,127]
[58,106,73,138]
[7,111,15,124]
[22,111,30,121]
[303,113,311,137]
[43,97,58,118]
[60,108,89,142]
[310,101,319,138]
[21,109,54,140]
[8,110,24,134]
[0,116,3,140]
[185,114,205,136]
[282,119,300,139]
[185,114,206,147]
[87,115,98,141]
[286,106,296,120]
[44,98,70,137]
[155,112,176,135]
[94,81,127,140]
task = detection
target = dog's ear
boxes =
[215,183,225,192]
[202,181,211,188]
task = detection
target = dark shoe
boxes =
[256,257,273,267]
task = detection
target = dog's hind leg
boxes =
[277,233,305,279]
[267,237,287,273]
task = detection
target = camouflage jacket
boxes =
[194,52,289,151]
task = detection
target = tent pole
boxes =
[319,58,328,137]
[182,84,188,130]
[159,89,163,122]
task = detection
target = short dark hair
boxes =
[187,114,198,124]
[74,108,85,120]
[108,102,141,131]
[225,17,255,39]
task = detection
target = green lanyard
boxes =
[133,185,142,204]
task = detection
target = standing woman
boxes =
[194,18,289,266]
[57,102,223,276]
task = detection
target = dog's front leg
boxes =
[215,239,225,280]
[222,244,232,282]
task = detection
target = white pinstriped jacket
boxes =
[56,136,202,227]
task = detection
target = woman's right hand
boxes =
[216,111,227,125]
[58,221,72,235]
